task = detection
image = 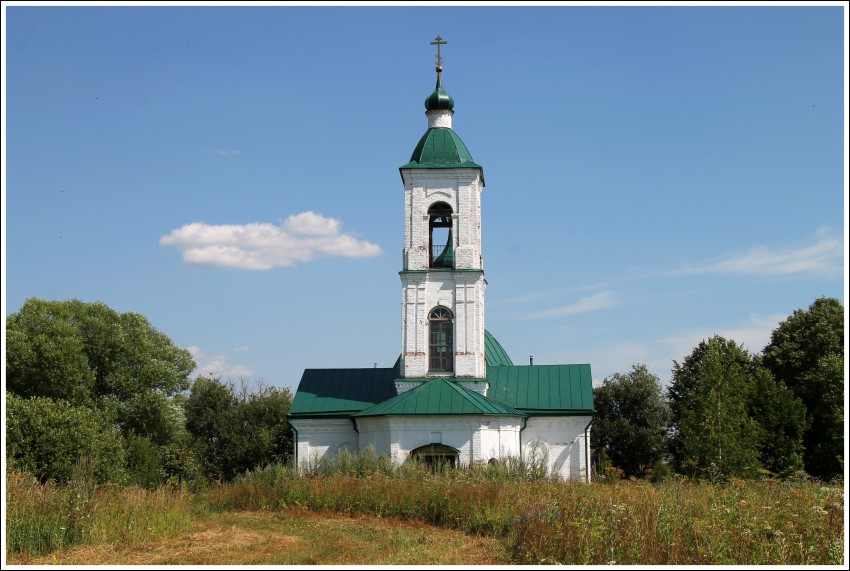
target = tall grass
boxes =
[202,454,844,566]
[6,469,193,556]
[7,451,844,565]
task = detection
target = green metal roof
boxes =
[353,378,524,417]
[400,128,482,171]
[486,365,595,414]
[484,330,514,366]
[289,368,398,417]
[291,357,594,418]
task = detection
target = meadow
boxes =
[5,455,845,565]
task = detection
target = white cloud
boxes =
[188,346,253,379]
[671,228,843,278]
[232,345,251,353]
[518,290,618,321]
[202,149,241,156]
[160,211,382,270]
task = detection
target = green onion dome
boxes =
[424,76,455,111]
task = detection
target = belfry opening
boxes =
[428,202,453,268]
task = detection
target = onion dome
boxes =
[424,76,455,111]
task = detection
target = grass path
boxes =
[7,507,511,565]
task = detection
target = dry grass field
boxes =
[6,463,844,566]
[8,508,509,566]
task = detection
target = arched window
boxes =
[428,202,453,268]
[429,306,453,372]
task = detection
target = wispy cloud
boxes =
[518,290,618,321]
[490,284,610,306]
[655,313,787,366]
[202,149,241,156]
[232,345,251,353]
[575,313,787,388]
[160,211,382,270]
[188,346,253,379]
[670,228,842,278]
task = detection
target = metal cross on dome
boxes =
[430,35,447,70]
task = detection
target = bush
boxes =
[6,393,126,483]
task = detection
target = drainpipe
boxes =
[351,417,360,453]
[519,416,528,457]
[288,418,299,467]
[583,415,594,484]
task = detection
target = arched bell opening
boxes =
[428,202,453,268]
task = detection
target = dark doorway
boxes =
[410,444,459,470]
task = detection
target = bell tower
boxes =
[398,37,487,383]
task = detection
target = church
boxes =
[288,38,595,481]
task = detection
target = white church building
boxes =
[288,38,595,481]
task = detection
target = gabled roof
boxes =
[486,365,595,415]
[353,378,524,417]
[289,368,398,417]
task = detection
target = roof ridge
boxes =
[449,380,525,416]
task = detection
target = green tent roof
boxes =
[353,378,524,417]
[400,128,482,171]
[486,365,595,414]
[289,368,398,417]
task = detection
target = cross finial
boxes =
[430,35,447,74]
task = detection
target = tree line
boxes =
[5,296,844,485]
[592,297,844,482]
[6,298,292,487]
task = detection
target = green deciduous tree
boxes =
[762,297,844,480]
[669,336,764,479]
[592,364,670,478]
[186,376,293,480]
[6,393,127,483]
[185,375,239,479]
[747,365,808,476]
[669,335,809,480]
[6,303,96,404]
[6,298,196,486]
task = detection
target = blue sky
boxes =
[4,4,847,393]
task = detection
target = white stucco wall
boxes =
[292,414,593,481]
[399,271,486,378]
[294,415,522,467]
[427,109,453,128]
[398,169,487,380]
[289,418,358,466]
[522,416,593,482]
[400,169,484,272]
